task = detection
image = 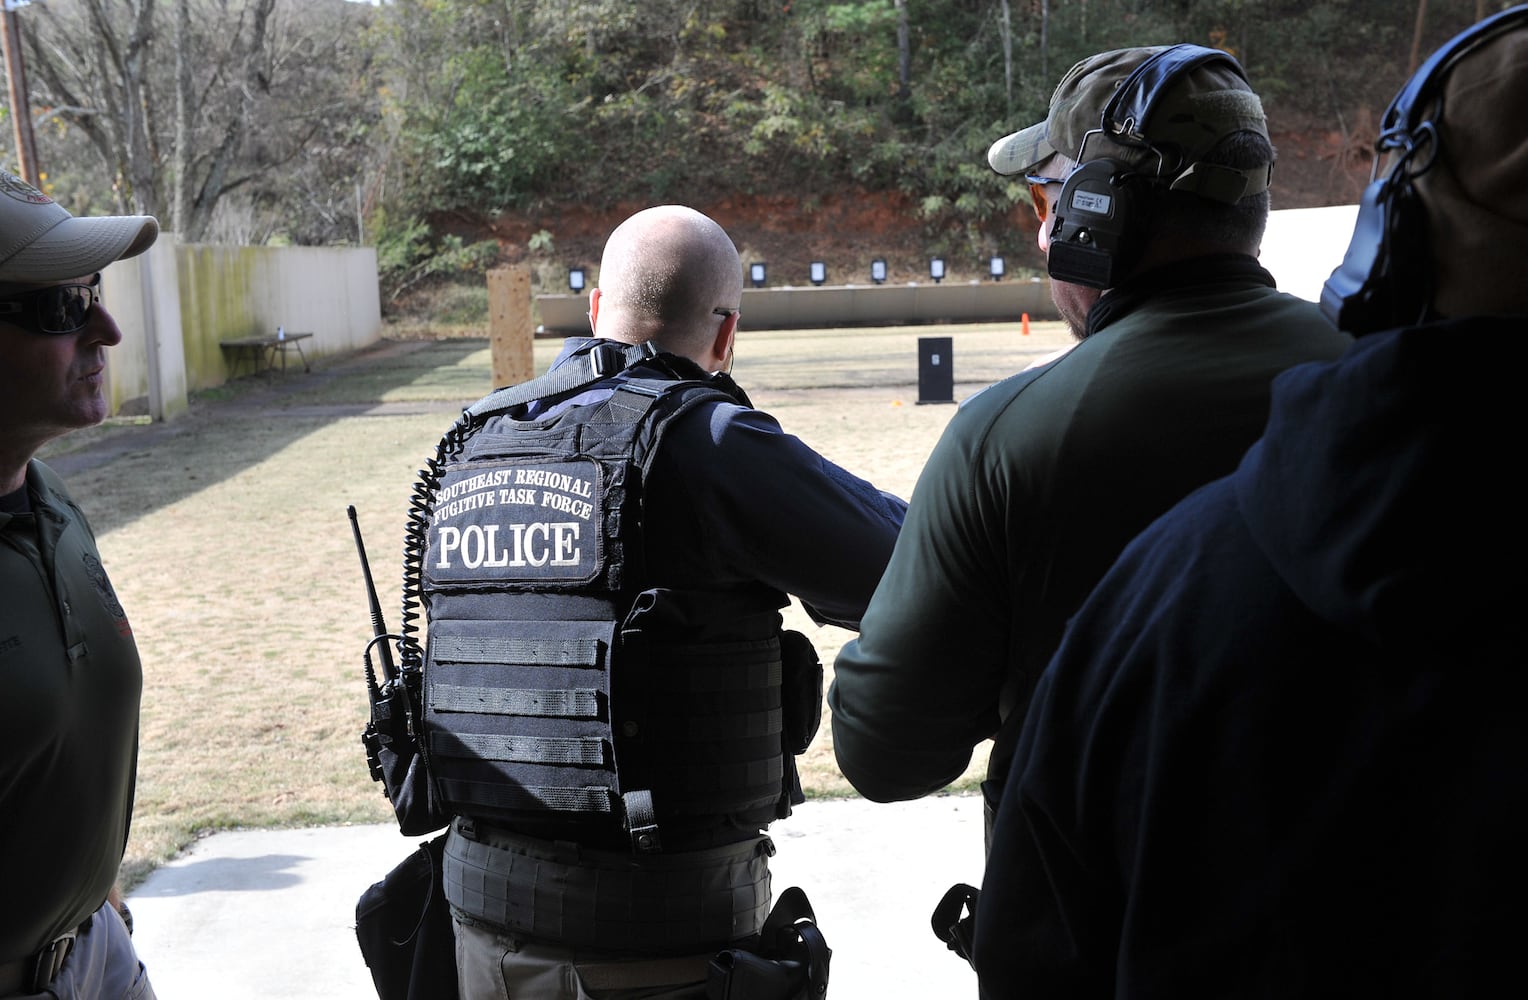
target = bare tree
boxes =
[1408,0,1429,73]
[895,0,910,101]
[21,0,160,214]
[21,0,380,243]
[2,8,41,182]
[174,0,277,239]
[172,0,189,231]
[998,0,1013,116]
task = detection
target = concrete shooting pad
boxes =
[127,794,983,999]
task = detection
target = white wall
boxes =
[105,242,382,419]
[102,235,188,421]
[244,245,383,356]
[1259,204,1361,304]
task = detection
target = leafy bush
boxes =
[370,209,500,308]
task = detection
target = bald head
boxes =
[591,206,743,363]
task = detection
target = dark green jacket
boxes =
[828,255,1352,813]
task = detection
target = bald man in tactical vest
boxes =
[363,205,905,999]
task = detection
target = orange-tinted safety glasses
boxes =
[1024,174,1066,223]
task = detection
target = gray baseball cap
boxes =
[988,44,1271,196]
[0,170,159,283]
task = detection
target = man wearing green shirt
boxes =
[828,46,1352,846]
[0,169,159,999]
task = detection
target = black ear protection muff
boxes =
[1320,4,1528,333]
[1045,159,1143,289]
[1049,44,1255,289]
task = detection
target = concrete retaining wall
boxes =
[175,243,382,391]
[538,276,1055,335]
[101,238,186,420]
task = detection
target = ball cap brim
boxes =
[987,45,1268,178]
[0,171,159,283]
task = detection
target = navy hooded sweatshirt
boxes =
[973,317,1528,998]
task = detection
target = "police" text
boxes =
[434,522,582,569]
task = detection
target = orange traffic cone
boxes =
[1021,312,1031,336]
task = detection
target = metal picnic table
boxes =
[219,331,313,378]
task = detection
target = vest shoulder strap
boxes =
[466,340,656,418]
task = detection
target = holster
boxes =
[707,886,831,1000]
[931,882,979,969]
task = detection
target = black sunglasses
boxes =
[0,274,102,335]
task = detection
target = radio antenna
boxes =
[348,505,397,681]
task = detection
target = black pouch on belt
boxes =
[707,886,831,1000]
[779,631,823,755]
[355,832,458,1000]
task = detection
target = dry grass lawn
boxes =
[40,319,1073,888]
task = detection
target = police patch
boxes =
[425,458,605,587]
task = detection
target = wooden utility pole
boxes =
[2,7,39,183]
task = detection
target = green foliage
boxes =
[370,209,500,307]
[801,1,902,104]
[372,212,431,286]
[432,283,492,326]
[12,0,1493,264]
[357,0,1477,284]
[408,48,581,212]
[724,82,865,193]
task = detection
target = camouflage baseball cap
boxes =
[987,44,1270,193]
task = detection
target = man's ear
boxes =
[587,287,602,334]
[711,312,738,371]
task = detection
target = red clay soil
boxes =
[445,119,1373,291]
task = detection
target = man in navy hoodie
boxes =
[974,8,1528,997]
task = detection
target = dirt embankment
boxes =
[441,118,1373,293]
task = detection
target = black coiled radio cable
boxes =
[399,409,478,668]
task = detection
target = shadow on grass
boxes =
[38,322,1062,537]
[38,336,509,536]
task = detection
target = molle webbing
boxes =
[426,617,623,822]
[445,821,774,953]
[634,635,786,818]
[429,633,603,718]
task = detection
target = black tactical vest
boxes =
[410,343,801,853]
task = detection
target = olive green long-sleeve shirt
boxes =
[829,255,1352,814]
